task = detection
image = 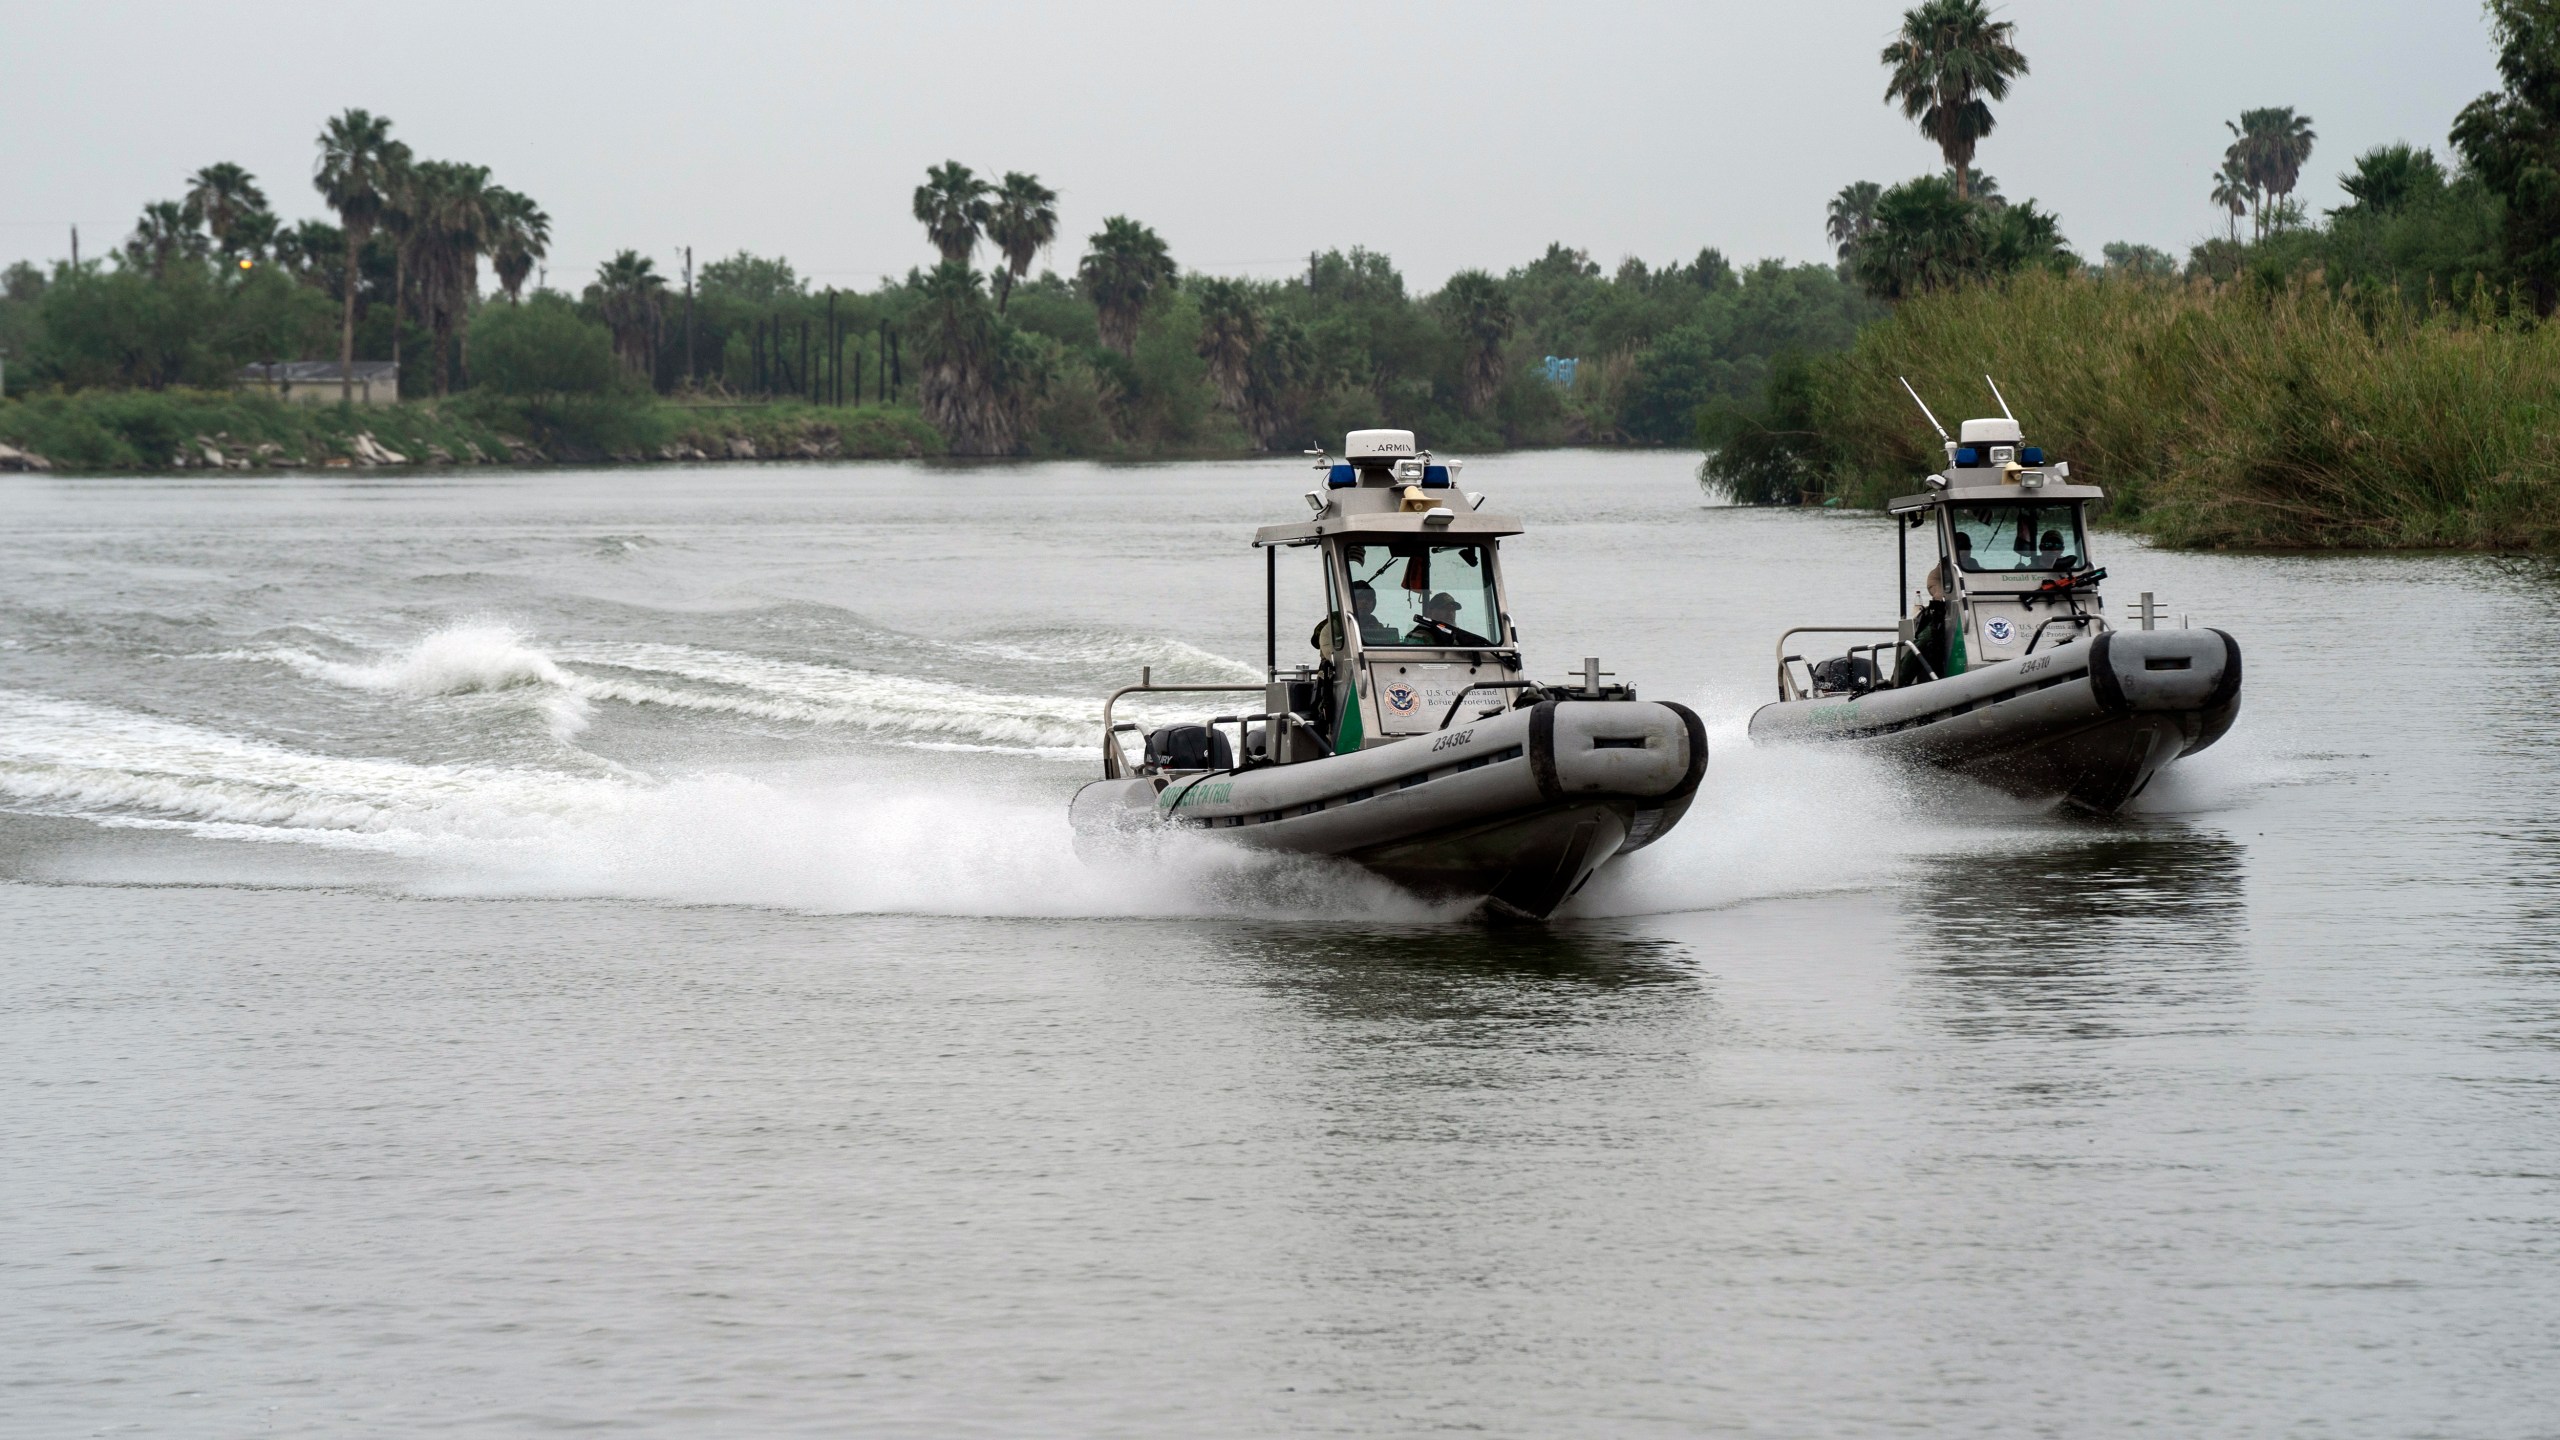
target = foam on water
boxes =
[236,623,1235,756]
[245,623,594,740]
[0,687,1437,920]
[16,623,2252,923]
[1571,699,2037,918]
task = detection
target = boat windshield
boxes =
[1947,501,2088,574]
[1337,540,1503,648]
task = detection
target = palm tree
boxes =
[123,200,207,277]
[407,161,494,395]
[912,161,992,265]
[314,109,402,403]
[1826,181,1884,266]
[377,146,420,379]
[1078,216,1176,357]
[909,260,1017,454]
[1881,0,2029,201]
[2226,108,2316,241]
[1853,175,1983,300]
[184,163,271,259]
[2209,158,2253,243]
[985,171,1059,313]
[1193,278,1262,417]
[587,250,667,380]
[273,219,344,290]
[485,188,550,302]
[1433,270,1514,415]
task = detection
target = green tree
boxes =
[377,146,420,377]
[985,171,1059,313]
[2209,158,2252,243]
[1432,269,1514,414]
[122,201,207,278]
[272,219,343,293]
[2225,107,2317,240]
[405,161,494,395]
[466,293,619,396]
[1853,176,2071,300]
[2453,0,2560,312]
[1078,216,1176,356]
[912,161,992,265]
[1855,176,1979,298]
[1881,0,2028,201]
[486,188,550,302]
[909,261,1023,454]
[313,108,402,403]
[2101,242,2178,279]
[586,251,667,381]
[183,163,271,259]
[698,252,805,305]
[1192,276,1261,418]
[1827,181,1884,267]
[2338,144,2447,215]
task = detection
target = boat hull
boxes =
[1748,629,2240,814]
[1072,699,1707,919]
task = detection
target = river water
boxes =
[4,454,2556,1436]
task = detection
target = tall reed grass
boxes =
[1798,271,2560,549]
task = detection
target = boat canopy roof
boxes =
[1889,480,2104,514]
[1255,510,1523,546]
[1254,428,1521,547]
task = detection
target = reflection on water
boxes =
[1223,921,1695,1004]
[1910,825,2248,1041]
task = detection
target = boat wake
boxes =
[1,624,2254,924]
[228,621,1253,754]
[0,686,1438,920]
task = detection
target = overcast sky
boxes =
[1,1,2500,294]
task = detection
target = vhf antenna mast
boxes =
[1898,376,1950,441]
[1984,374,2020,426]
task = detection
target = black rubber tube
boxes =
[1528,701,1563,801]
[1661,702,1709,801]
[2204,629,2244,712]
[2086,631,2129,715]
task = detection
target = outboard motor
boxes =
[1810,653,1878,696]
[1144,724,1233,772]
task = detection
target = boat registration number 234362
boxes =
[1430,728,1475,753]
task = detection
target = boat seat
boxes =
[1145,724,1234,772]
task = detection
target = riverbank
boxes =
[0,391,945,472]
[1705,271,2560,551]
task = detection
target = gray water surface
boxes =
[4,455,2557,1436]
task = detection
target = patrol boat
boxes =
[1747,381,2241,813]
[1070,429,1706,919]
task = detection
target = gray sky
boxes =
[1,1,2499,294]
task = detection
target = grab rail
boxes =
[1774,625,1899,701]
[1437,680,1543,730]
[2022,613,2108,654]
[1101,667,1272,778]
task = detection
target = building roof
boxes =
[239,361,400,382]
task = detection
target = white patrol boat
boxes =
[1747,381,2241,814]
[1070,429,1706,919]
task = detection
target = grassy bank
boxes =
[0,390,942,471]
[1712,271,2560,550]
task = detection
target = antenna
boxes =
[1984,374,2019,426]
[1898,377,1950,441]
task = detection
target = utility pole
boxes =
[70,225,79,269]
[683,246,695,390]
